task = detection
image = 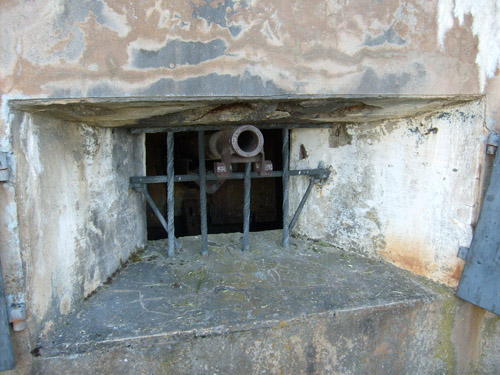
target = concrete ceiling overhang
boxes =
[9,95,480,131]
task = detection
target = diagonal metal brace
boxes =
[289,177,318,232]
[289,169,330,232]
[135,184,182,251]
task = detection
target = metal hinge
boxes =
[8,303,26,332]
[486,132,500,155]
[0,153,9,182]
[458,246,470,261]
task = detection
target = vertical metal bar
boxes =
[242,162,251,251]
[198,131,208,255]
[0,260,15,371]
[282,127,290,247]
[289,177,316,232]
[167,132,175,257]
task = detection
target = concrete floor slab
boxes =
[38,230,437,357]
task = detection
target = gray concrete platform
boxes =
[34,230,452,374]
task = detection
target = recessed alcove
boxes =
[8,95,485,364]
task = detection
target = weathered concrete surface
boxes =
[30,231,497,374]
[1,0,499,130]
[476,312,500,375]
[0,98,25,316]
[5,97,486,291]
[10,112,147,341]
[9,95,478,128]
[0,0,489,98]
[33,306,445,375]
[0,0,499,372]
[290,99,487,287]
[36,231,436,355]
[1,97,493,374]
[0,0,496,300]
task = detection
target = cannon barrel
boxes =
[180,125,272,177]
[206,125,264,160]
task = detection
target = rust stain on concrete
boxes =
[452,303,487,372]
[447,262,465,286]
[380,237,466,288]
[379,236,438,278]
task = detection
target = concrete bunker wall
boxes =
[11,112,146,335]
[0,0,499,372]
[0,95,489,363]
[8,97,489,334]
[289,99,487,286]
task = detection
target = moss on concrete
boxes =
[477,313,500,373]
[481,314,500,339]
[433,293,457,374]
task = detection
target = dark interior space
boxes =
[145,129,283,239]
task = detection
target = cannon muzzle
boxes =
[207,125,264,160]
[206,125,272,177]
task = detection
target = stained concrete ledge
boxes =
[32,230,457,374]
[9,95,480,129]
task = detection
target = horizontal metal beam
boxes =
[131,168,330,186]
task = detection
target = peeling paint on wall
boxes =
[136,71,285,96]
[438,0,500,90]
[364,24,406,46]
[0,0,488,99]
[191,0,243,36]
[357,68,412,94]
[132,39,227,69]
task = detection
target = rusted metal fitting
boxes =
[253,160,273,175]
[208,125,273,177]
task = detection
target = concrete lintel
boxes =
[8,95,481,129]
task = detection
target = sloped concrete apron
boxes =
[34,231,450,374]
